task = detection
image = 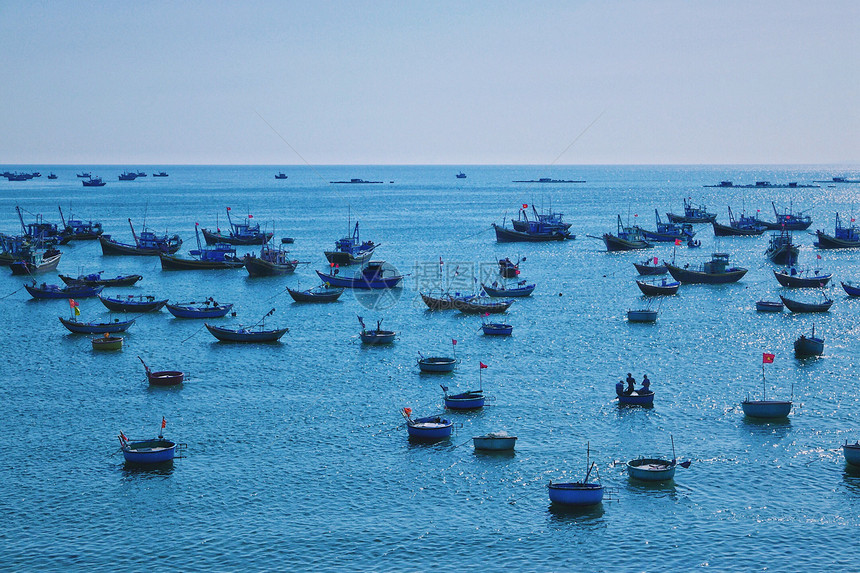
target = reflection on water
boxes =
[120,460,174,479]
[547,502,606,526]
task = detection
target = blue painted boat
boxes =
[627,458,677,481]
[666,198,716,224]
[99,294,167,312]
[843,442,860,467]
[99,219,182,256]
[548,445,603,506]
[244,244,301,276]
[638,209,695,242]
[287,285,344,302]
[119,435,176,464]
[482,322,512,336]
[473,432,517,451]
[794,324,824,358]
[756,300,783,312]
[511,204,572,234]
[815,212,860,248]
[317,261,403,289]
[201,207,273,245]
[26,282,103,299]
[60,272,143,287]
[442,386,485,409]
[602,215,652,251]
[166,300,234,318]
[358,317,396,344]
[841,281,860,296]
[616,387,655,406]
[481,281,535,297]
[160,225,244,270]
[205,323,288,342]
[741,400,792,418]
[324,220,377,265]
[418,343,457,372]
[59,316,136,334]
[402,408,453,441]
[16,206,66,245]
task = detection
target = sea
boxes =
[1,164,859,571]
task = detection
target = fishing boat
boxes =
[59,316,135,334]
[287,284,344,303]
[324,220,377,265]
[492,222,571,242]
[166,299,233,318]
[401,408,453,441]
[92,334,123,350]
[815,213,860,249]
[627,459,677,481]
[358,317,396,344]
[205,323,288,342]
[152,172,169,177]
[666,253,748,284]
[633,258,668,275]
[755,300,784,312]
[119,432,176,464]
[472,432,517,451]
[511,204,572,233]
[59,272,143,287]
[25,282,103,299]
[0,233,29,266]
[76,172,91,178]
[636,278,680,295]
[741,354,792,419]
[159,228,244,270]
[602,215,651,251]
[773,268,832,288]
[498,257,522,278]
[794,325,824,358]
[481,322,513,335]
[419,292,473,310]
[16,206,67,245]
[779,293,833,313]
[637,209,695,242]
[82,176,106,187]
[841,282,860,296]
[99,219,182,256]
[458,297,514,314]
[98,294,168,312]
[244,243,301,276]
[418,340,457,372]
[58,206,103,240]
[547,444,604,506]
[9,247,61,275]
[201,207,273,245]
[615,377,655,405]
[330,178,383,184]
[764,229,799,266]
[666,198,716,223]
[316,261,403,289]
[442,387,485,409]
[456,172,467,179]
[139,356,184,386]
[762,201,813,231]
[843,442,860,467]
[711,206,766,236]
[627,309,657,323]
[275,172,288,179]
[118,171,138,181]
[481,280,535,297]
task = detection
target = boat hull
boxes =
[159,253,244,270]
[201,228,272,246]
[482,323,513,335]
[779,295,833,313]
[444,392,485,410]
[815,231,860,249]
[627,459,676,481]
[417,357,456,372]
[482,284,535,297]
[842,282,860,296]
[633,262,667,275]
[121,439,176,464]
[360,330,396,344]
[666,212,716,224]
[316,270,402,289]
[756,301,784,312]
[766,245,799,266]
[547,483,604,506]
[26,284,103,299]
[166,302,233,318]
[617,391,655,406]
[420,293,473,310]
[9,253,61,275]
[712,221,765,236]
[458,299,514,314]
[148,370,185,386]
[406,417,453,440]
[774,271,832,288]
[287,287,344,302]
[204,323,288,342]
[794,336,824,357]
[473,435,517,451]
[666,264,748,284]
[844,444,860,467]
[244,256,298,276]
[741,400,792,418]
[493,224,570,242]
[92,336,123,350]
[59,316,135,334]
[60,274,143,287]
[627,310,657,322]
[324,249,375,265]
[636,280,679,295]
[99,235,181,256]
[99,295,167,312]
[603,234,651,251]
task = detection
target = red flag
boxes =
[762,353,775,364]
[247,214,253,219]
[522,204,528,209]
[226,206,231,211]
[756,209,760,212]
[852,218,857,223]
[674,239,682,246]
[653,257,658,265]
[68,299,78,308]
[161,417,166,429]
[120,431,127,442]
[330,262,334,268]
[452,339,457,346]
[817,254,822,259]
[634,213,638,217]
[480,362,488,369]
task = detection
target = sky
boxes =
[0,1,857,165]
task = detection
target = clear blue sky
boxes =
[1,1,857,165]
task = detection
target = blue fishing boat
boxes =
[472,432,517,451]
[763,201,812,231]
[418,340,457,372]
[98,294,168,312]
[765,229,799,266]
[401,408,453,441]
[9,247,62,275]
[666,253,747,284]
[712,206,766,236]
[815,212,860,249]
[780,293,833,313]
[548,444,604,506]
[244,243,301,276]
[636,278,680,296]
[317,261,403,289]
[615,378,655,406]
[755,300,783,312]
[201,207,273,245]
[841,281,860,296]
[843,442,860,467]
[666,198,716,223]
[601,215,652,251]
[481,322,512,335]
[741,354,792,418]
[773,268,832,288]
[205,309,287,342]
[511,204,572,234]
[82,176,105,187]
[99,219,182,256]
[442,387,485,409]
[152,172,169,177]
[159,225,244,270]
[118,171,138,181]
[275,172,288,179]
[493,220,572,242]
[794,324,824,358]
[0,233,28,266]
[119,427,176,464]
[637,209,695,242]
[324,220,377,265]
[633,257,668,275]
[458,296,513,314]
[58,206,103,240]
[481,280,535,297]
[358,317,396,344]
[26,281,103,299]
[166,299,233,318]
[59,316,135,334]
[76,172,91,178]
[627,437,689,481]
[456,172,467,179]
[59,272,143,287]
[287,284,344,302]
[16,206,66,245]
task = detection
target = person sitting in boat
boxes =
[616,381,625,396]
[641,375,651,393]
[625,373,635,395]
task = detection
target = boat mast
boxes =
[128,218,139,245]
[58,206,67,228]
[16,206,26,234]
[195,223,202,251]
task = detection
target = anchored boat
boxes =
[794,324,824,358]
[166,299,233,318]
[815,212,860,249]
[602,215,651,251]
[666,253,747,284]
[666,198,716,223]
[741,353,792,419]
[324,220,376,265]
[548,444,604,507]
[201,207,273,245]
[99,219,182,256]
[473,432,517,451]
[316,261,403,289]
[401,407,453,441]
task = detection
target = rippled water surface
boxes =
[2,165,860,571]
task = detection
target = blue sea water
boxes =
[1,164,860,571]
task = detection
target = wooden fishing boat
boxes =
[481,281,535,297]
[773,268,832,288]
[711,207,766,236]
[16,206,67,245]
[666,198,716,223]
[82,176,105,187]
[627,458,677,481]
[637,209,695,242]
[166,300,233,318]
[159,225,244,270]
[765,230,799,266]
[627,309,657,323]
[205,323,288,342]
[401,408,453,441]
[418,356,456,372]
[493,218,572,242]
[91,334,123,351]
[98,294,167,312]
[59,316,135,334]
[482,322,513,335]
[815,213,860,249]
[616,388,655,406]
[287,285,344,302]
[58,206,103,240]
[762,201,812,231]
[457,297,513,314]
[420,292,474,310]
[741,399,792,418]
[119,435,176,464]
[603,215,652,251]
[779,294,833,313]
[756,300,783,312]
[666,253,748,284]
[244,243,300,276]
[498,257,522,278]
[9,248,61,275]
[843,442,860,467]
[636,278,680,295]
[26,282,103,299]
[201,207,273,245]
[59,272,143,287]
[548,445,603,506]
[324,221,377,264]
[358,317,396,344]
[275,172,288,179]
[442,386,485,410]
[139,356,184,386]
[99,219,182,256]
[511,205,571,233]
[794,325,824,358]
[317,261,403,289]
[473,432,517,451]
[633,258,668,275]
[841,281,860,296]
